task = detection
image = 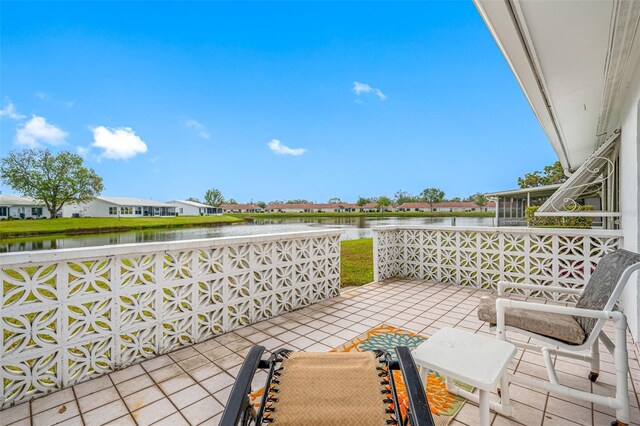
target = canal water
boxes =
[1,216,495,253]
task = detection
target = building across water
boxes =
[63,196,176,217]
[0,194,49,219]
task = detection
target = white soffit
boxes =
[474,0,640,172]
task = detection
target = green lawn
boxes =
[341,238,373,287]
[0,215,244,238]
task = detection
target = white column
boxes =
[619,60,640,342]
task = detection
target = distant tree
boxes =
[186,197,201,203]
[518,161,567,188]
[287,199,311,204]
[256,201,267,209]
[204,188,224,206]
[471,193,488,207]
[420,187,445,209]
[327,197,343,204]
[394,190,417,205]
[0,149,104,218]
[356,196,369,208]
[227,198,238,204]
[376,196,392,211]
[269,200,285,205]
[449,197,462,202]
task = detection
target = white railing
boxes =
[373,226,623,299]
[0,230,342,408]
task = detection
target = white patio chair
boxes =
[477,249,640,426]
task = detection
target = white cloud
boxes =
[36,92,74,108]
[91,126,148,160]
[268,139,306,156]
[16,116,68,147]
[0,99,25,120]
[76,146,90,157]
[182,119,210,139]
[353,81,386,100]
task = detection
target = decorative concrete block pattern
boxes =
[374,226,623,300]
[0,230,341,408]
[1,280,638,425]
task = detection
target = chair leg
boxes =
[499,373,512,417]
[589,334,600,382]
[614,321,630,426]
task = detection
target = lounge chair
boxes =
[477,249,640,426]
[219,346,435,426]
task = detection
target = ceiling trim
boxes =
[473,0,573,171]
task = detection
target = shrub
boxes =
[525,205,594,229]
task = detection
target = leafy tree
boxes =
[204,188,224,206]
[0,149,104,218]
[420,187,445,209]
[518,161,567,188]
[376,196,392,211]
[269,200,285,205]
[394,190,417,205]
[227,198,238,204]
[287,199,311,204]
[186,197,201,203]
[471,193,488,207]
[327,197,343,204]
[448,197,462,202]
[256,201,267,209]
[356,196,369,207]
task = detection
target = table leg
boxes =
[445,376,453,393]
[418,366,428,388]
[479,390,490,426]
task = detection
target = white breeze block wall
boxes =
[374,226,623,302]
[0,230,342,408]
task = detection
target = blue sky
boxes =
[0,1,557,203]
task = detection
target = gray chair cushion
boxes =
[575,249,640,335]
[478,296,586,345]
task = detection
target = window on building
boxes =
[0,207,7,216]
[121,207,133,214]
[135,207,142,215]
[109,207,117,215]
[32,207,43,216]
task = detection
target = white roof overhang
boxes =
[485,183,562,199]
[473,0,640,172]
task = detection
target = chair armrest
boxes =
[498,281,583,297]
[219,345,265,426]
[395,346,435,426]
[494,299,625,342]
[495,298,623,321]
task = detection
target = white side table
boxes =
[412,327,516,426]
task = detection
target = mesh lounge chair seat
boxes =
[219,346,434,426]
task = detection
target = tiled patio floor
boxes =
[3,278,640,426]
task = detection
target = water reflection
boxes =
[1,216,494,253]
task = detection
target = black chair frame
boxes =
[219,345,435,426]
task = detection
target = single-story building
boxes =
[167,200,222,216]
[485,184,606,227]
[0,194,50,219]
[359,202,394,212]
[397,201,496,213]
[220,204,263,213]
[63,196,176,218]
[265,203,358,213]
